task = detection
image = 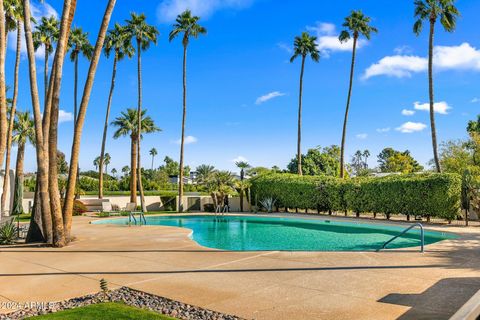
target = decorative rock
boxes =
[0,287,245,320]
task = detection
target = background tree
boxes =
[121,165,130,178]
[195,164,215,185]
[32,16,59,102]
[235,161,250,211]
[288,146,341,177]
[169,9,206,212]
[1,0,23,215]
[98,23,133,199]
[126,12,159,212]
[338,10,377,178]
[111,108,160,204]
[290,32,320,175]
[149,147,157,170]
[111,168,117,177]
[414,0,459,172]
[377,147,423,173]
[11,111,35,216]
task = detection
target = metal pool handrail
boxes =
[377,223,424,253]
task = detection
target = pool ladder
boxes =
[128,211,147,225]
[377,223,424,253]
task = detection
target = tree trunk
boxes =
[23,0,53,244]
[48,0,78,247]
[130,135,138,204]
[296,56,306,176]
[428,20,441,173]
[1,23,21,215]
[239,169,244,212]
[74,54,81,199]
[340,36,358,179]
[151,155,154,170]
[11,143,25,215]
[178,44,188,212]
[0,0,7,172]
[136,39,146,212]
[26,179,45,242]
[99,55,117,199]
[63,0,116,238]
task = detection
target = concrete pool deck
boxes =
[1,213,480,319]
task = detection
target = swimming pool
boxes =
[93,215,457,251]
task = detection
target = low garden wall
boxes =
[250,173,462,220]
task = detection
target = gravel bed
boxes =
[1,287,245,320]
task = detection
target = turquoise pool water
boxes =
[93,215,457,251]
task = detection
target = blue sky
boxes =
[6,0,480,174]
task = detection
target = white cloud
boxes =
[396,122,427,133]
[401,109,415,116]
[277,42,292,54]
[255,91,285,105]
[174,135,198,145]
[363,55,427,79]
[232,156,248,163]
[376,127,390,133]
[157,0,253,22]
[471,98,480,103]
[306,22,366,58]
[58,110,73,123]
[363,43,480,79]
[356,133,368,139]
[413,101,451,115]
[394,45,413,55]
[8,1,59,59]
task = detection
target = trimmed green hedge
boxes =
[250,173,461,220]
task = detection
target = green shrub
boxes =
[0,220,18,245]
[73,200,88,216]
[251,173,461,220]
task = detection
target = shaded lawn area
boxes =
[27,302,177,320]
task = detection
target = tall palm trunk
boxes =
[296,55,306,175]
[340,36,358,178]
[48,0,78,247]
[63,0,116,239]
[44,46,49,106]
[23,0,52,243]
[130,134,138,204]
[239,169,244,212]
[1,24,21,215]
[429,19,441,173]
[11,143,25,216]
[136,39,146,212]
[99,54,118,199]
[178,44,188,212]
[74,52,81,199]
[151,154,154,170]
[0,0,7,172]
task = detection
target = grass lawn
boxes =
[27,302,177,320]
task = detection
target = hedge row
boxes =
[250,173,462,220]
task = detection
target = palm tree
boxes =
[32,16,59,102]
[414,0,459,173]
[111,167,117,178]
[11,111,35,216]
[338,11,377,178]
[98,23,133,199]
[1,0,23,215]
[290,32,320,176]
[126,13,159,212]
[149,147,157,170]
[169,9,207,212]
[111,108,160,205]
[62,0,117,241]
[121,165,130,177]
[104,152,111,173]
[69,27,93,122]
[235,161,250,211]
[195,164,215,185]
[0,0,9,173]
[362,149,370,169]
[93,156,100,171]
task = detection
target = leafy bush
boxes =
[0,220,18,245]
[251,173,461,220]
[73,200,88,216]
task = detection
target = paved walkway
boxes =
[1,214,480,319]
